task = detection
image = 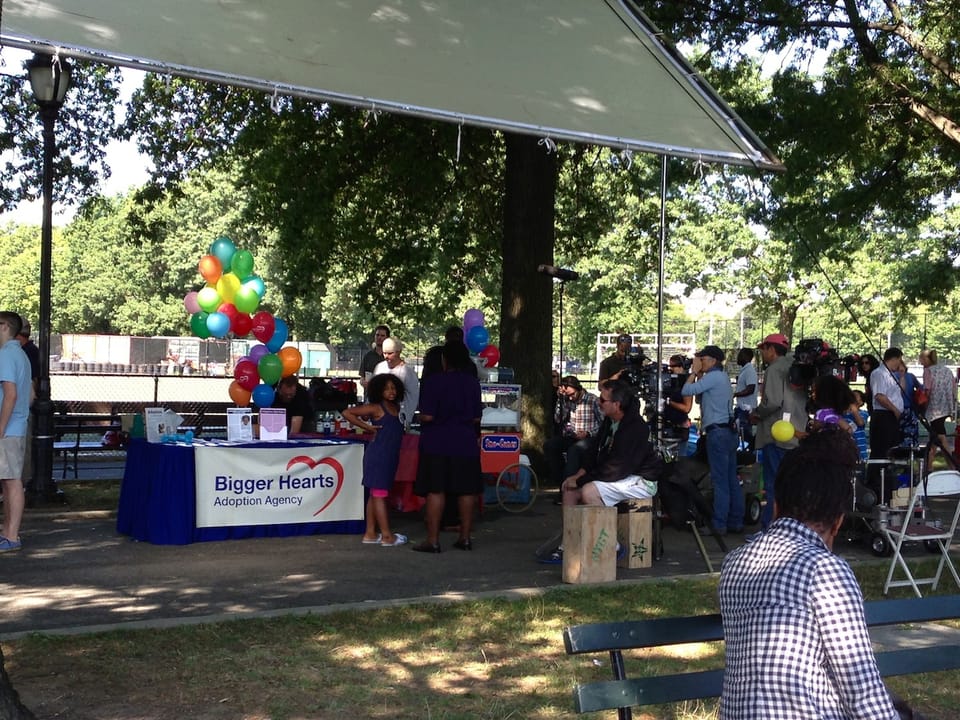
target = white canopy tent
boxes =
[1,0,782,170]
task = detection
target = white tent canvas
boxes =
[1,0,782,170]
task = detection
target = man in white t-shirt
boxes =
[374,337,420,429]
[733,348,758,451]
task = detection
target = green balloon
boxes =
[190,311,211,339]
[258,353,283,385]
[197,286,222,313]
[234,285,260,314]
[231,249,254,279]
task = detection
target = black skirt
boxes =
[414,452,483,496]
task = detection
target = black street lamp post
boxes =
[26,52,72,503]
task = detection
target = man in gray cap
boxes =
[681,345,742,535]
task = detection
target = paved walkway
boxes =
[1,495,957,643]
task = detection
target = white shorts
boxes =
[593,474,657,506]
[0,435,26,480]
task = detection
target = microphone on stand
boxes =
[537,264,580,281]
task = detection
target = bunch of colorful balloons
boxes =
[463,308,500,367]
[184,236,302,407]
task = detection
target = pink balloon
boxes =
[183,291,201,314]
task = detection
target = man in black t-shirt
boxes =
[359,325,390,387]
[272,376,315,434]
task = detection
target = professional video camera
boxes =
[620,348,687,424]
[788,338,841,388]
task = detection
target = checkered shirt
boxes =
[718,518,898,720]
[560,391,602,437]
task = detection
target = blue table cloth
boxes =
[117,438,365,544]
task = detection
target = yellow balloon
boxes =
[771,419,795,443]
[216,272,242,304]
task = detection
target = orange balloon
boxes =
[198,254,223,284]
[228,380,252,407]
[278,346,302,377]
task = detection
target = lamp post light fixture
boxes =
[26,51,73,503]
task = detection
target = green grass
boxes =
[52,480,122,511]
[4,563,958,719]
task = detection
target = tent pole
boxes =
[655,155,669,442]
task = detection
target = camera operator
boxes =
[545,376,603,492]
[663,354,693,453]
[599,333,633,381]
[681,345,743,535]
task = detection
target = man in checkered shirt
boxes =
[544,375,602,488]
[719,429,901,719]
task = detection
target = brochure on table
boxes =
[144,407,185,443]
[259,407,288,441]
[226,407,254,442]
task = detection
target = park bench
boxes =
[563,594,960,718]
[53,409,122,479]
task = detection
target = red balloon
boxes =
[231,312,253,336]
[479,344,500,367]
[234,359,260,391]
[251,311,276,343]
[219,302,239,320]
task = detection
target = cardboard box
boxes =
[617,498,653,569]
[562,505,617,584]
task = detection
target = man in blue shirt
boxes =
[681,345,742,534]
[0,312,33,552]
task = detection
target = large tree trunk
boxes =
[500,134,557,469]
[0,648,37,720]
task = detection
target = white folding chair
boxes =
[882,469,960,597]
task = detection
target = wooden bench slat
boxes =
[574,670,723,712]
[565,596,960,715]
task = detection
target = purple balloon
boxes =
[249,344,269,363]
[463,309,484,331]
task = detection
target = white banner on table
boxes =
[195,443,363,527]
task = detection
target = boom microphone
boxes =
[537,264,580,281]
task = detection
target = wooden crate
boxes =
[562,505,617,584]
[617,498,653,569]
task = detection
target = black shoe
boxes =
[452,539,473,551]
[412,541,442,553]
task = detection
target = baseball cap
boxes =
[382,338,403,354]
[757,333,789,349]
[560,375,582,390]
[616,333,632,344]
[695,345,725,362]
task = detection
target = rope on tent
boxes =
[538,136,557,154]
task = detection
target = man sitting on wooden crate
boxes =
[719,429,910,719]
[540,379,662,564]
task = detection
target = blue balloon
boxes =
[205,311,230,339]
[466,325,490,354]
[266,317,289,353]
[244,275,266,299]
[210,236,237,271]
[252,383,275,408]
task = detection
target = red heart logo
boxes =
[286,455,345,516]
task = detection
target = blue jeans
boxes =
[760,444,789,529]
[706,426,742,531]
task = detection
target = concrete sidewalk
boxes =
[1,494,956,640]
